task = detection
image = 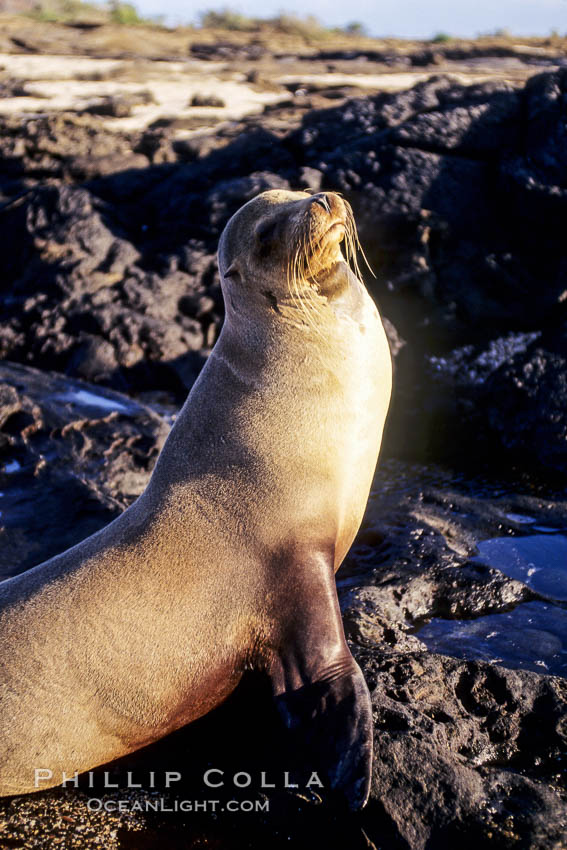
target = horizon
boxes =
[132,0,567,38]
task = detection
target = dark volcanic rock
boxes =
[0,361,169,576]
[299,44,567,69]
[387,81,522,155]
[479,326,567,479]
[82,90,155,118]
[0,183,208,395]
[2,70,567,470]
[394,324,567,479]
[362,652,567,850]
[0,112,147,182]
[189,41,267,62]
[83,94,135,118]
[286,72,564,348]
[337,461,567,849]
[0,77,33,98]
[189,93,226,108]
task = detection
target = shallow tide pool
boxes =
[472,534,567,601]
[418,600,567,677]
[419,532,567,677]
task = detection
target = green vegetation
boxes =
[198,9,326,38]
[197,8,368,39]
[109,1,144,24]
[272,13,326,38]
[28,0,158,25]
[477,27,513,39]
[24,1,364,36]
[430,31,452,43]
[198,8,255,30]
[30,0,107,23]
[343,21,367,36]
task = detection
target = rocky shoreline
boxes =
[2,51,567,477]
[0,24,566,849]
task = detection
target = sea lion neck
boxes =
[221,257,369,351]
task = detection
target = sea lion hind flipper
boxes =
[268,550,373,811]
[275,658,373,811]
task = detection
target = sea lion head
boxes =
[218,190,364,320]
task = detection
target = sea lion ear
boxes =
[223,262,240,280]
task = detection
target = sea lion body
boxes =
[0,190,392,807]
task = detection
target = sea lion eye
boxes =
[255,219,277,244]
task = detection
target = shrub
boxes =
[109,2,144,25]
[29,0,107,23]
[430,31,452,43]
[269,13,326,39]
[198,8,256,31]
[343,21,367,36]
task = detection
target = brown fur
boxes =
[0,190,392,796]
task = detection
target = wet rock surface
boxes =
[0,361,169,576]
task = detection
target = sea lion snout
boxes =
[307,192,346,227]
[309,191,344,215]
[310,193,332,214]
[304,193,347,251]
[302,192,348,266]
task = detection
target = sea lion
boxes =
[0,190,392,810]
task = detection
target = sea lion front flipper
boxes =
[268,550,373,811]
[275,658,373,811]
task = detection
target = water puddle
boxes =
[418,532,567,677]
[418,601,567,677]
[505,513,536,524]
[472,534,567,602]
[54,388,132,414]
[3,460,21,474]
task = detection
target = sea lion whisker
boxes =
[344,201,374,280]
[300,234,328,337]
[288,236,322,338]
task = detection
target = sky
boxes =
[134,0,567,38]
